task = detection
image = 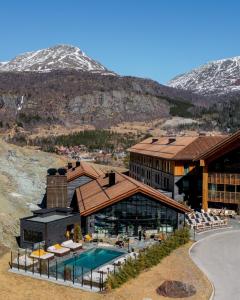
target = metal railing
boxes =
[9,249,106,291]
[208,173,240,185]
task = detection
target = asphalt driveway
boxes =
[190,230,240,300]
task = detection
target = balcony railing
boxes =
[208,191,240,204]
[208,173,240,185]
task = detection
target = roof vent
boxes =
[76,161,81,167]
[151,138,158,143]
[67,162,72,169]
[168,138,176,144]
[109,171,116,186]
[72,167,75,171]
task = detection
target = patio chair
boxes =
[61,239,82,251]
[47,244,71,257]
[12,255,38,269]
[30,249,54,260]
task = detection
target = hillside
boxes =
[0,70,204,129]
[0,137,66,248]
[0,45,208,130]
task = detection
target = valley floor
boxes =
[0,242,212,300]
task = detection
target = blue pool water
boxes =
[51,248,123,278]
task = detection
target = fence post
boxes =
[10,251,12,269]
[90,269,93,289]
[48,258,49,278]
[72,265,75,284]
[39,259,42,276]
[17,249,20,271]
[101,271,103,291]
[25,249,27,272]
[99,271,101,291]
[32,257,34,274]
[81,266,83,286]
[56,261,58,281]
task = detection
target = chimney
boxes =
[67,162,72,169]
[109,171,116,186]
[151,138,158,144]
[76,161,81,167]
[46,168,68,208]
[168,137,176,144]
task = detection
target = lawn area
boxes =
[0,242,212,300]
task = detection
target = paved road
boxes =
[190,230,240,300]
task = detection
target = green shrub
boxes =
[105,227,190,289]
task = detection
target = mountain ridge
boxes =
[168,55,240,96]
[0,45,116,75]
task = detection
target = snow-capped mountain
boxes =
[168,56,240,96]
[0,45,115,75]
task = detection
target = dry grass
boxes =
[0,242,212,300]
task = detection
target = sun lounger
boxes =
[30,249,54,260]
[47,244,70,256]
[61,240,82,251]
[97,242,112,248]
[12,255,38,269]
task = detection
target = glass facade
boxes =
[87,193,181,236]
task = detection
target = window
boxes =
[184,163,189,175]
[208,183,217,191]
[217,184,224,192]
[226,185,235,192]
[23,230,43,243]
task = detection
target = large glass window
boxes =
[23,230,43,243]
[226,185,235,192]
[90,193,181,236]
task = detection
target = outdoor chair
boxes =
[61,240,82,251]
[30,249,54,260]
[47,244,71,257]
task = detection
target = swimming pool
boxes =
[50,248,123,279]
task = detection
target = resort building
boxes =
[195,130,240,212]
[129,131,240,212]
[128,135,224,203]
[72,171,191,236]
[20,162,190,249]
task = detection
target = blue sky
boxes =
[1,0,240,83]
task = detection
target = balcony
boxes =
[208,191,240,204]
[208,173,240,185]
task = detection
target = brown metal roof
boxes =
[76,172,191,216]
[128,135,226,160]
[67,161,104,182]
[195,130,240,162]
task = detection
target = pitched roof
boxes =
[195,130,240,163]
[76,172,191,216]
[128,135,226,160]
[67,161,104,182]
